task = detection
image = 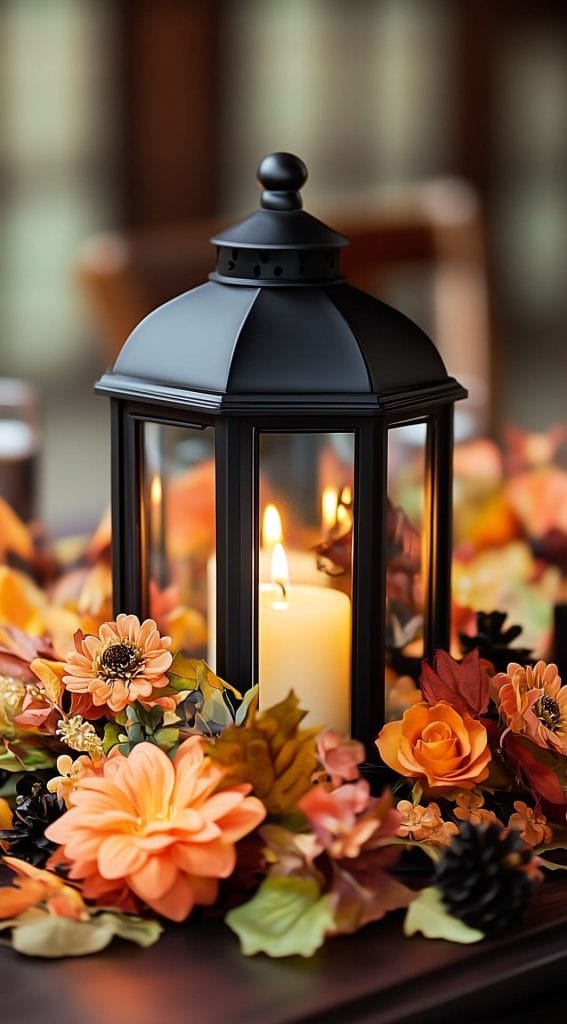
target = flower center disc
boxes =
[100,641,141,679]
[537,693,560,730]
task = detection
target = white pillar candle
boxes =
[259,580,351,734]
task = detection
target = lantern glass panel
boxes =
[386,422,427,713]
[257,431,354,734]
[143,421,215,659]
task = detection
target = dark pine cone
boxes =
[434,821,539,934]
[0,775,65,867]
[459,610,532,673]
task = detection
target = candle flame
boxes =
[263,504,283,546]
[271,542,289,588]
[150,474,162,507]
[321,487,339,532]
[340,484,352,506]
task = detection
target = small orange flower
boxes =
[376,701,491,792]
[453,790,502,827]
[508,800,553,847]
[395,800,459,846]
[63,614,173,714]
[45,738,266,922]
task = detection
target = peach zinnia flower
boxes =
[493,661,567,755]
[45,738,266,922]
[63,614,173,714]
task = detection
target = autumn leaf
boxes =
[2,907,162,958]
[505,733,567,806]
[29,658,65,708]
[168,654,242,699]
[330,856,415,935]
[207,690,319,815]
[420,649,490,718]
[404,886,484,944]
[226,876,335,958]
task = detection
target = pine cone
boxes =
[0,775,65,867]
[434,821,539,933]
[459,610,532,672]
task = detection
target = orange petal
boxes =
[98,835,148,880]
[128,854,178,901]
[134,870,195,922]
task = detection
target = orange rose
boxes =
[376,701,491,792]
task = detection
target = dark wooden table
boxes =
[1,880,566,1024]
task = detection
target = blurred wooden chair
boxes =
[76,178,492,434]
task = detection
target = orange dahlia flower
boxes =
[376,701,491,792]
[44,738,266,921]
[63,613,173,714]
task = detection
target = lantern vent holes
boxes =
[214,246,341,285]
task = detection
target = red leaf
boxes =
[419,649,490,718]
[330,858,415,935]
[505,734,567,807]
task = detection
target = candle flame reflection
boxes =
[336,503,350,527]
[150,474,162,507]
[263,504,283,546]
[321,487,339,531]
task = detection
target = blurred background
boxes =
[0,0,566,535]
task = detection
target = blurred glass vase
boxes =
[0,379,40,522]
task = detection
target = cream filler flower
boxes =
[47,753,101,806]
[63,614,173,714]
[56,716,104,762]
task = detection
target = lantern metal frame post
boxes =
[98,152,467,747]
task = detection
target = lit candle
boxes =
[207,503,332,671]
[259,503,326,586]
[259,543,351,733]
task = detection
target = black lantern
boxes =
[96,152,466,748]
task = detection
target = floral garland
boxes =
[0,482,567,958]
[0,600,565,958]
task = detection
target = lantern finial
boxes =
[257,152,308,211]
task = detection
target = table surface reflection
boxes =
[1,879,566,1024]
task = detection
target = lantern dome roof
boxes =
[97,153,466,413]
